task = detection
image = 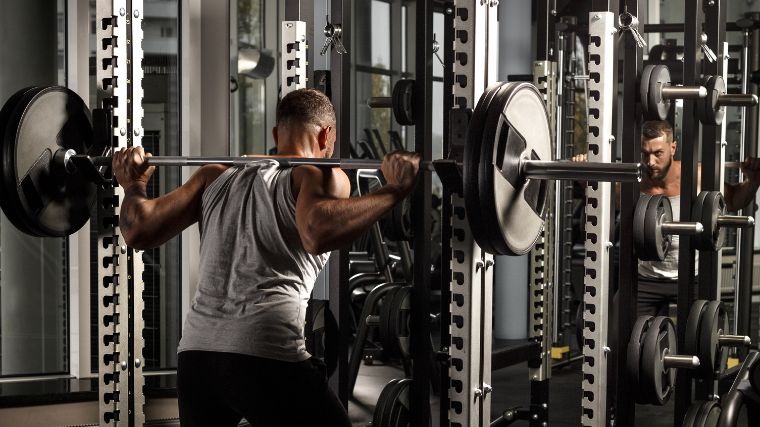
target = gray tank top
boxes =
[178,162,330,362]
[638,195,698,279]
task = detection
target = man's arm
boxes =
[114,147,227,249]
[294,151,420,255]
[724,158,760,212]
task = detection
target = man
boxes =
[112,88,421,426]
[577,120,760,316]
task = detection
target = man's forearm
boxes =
[726,180,760,212]
[302,185,406,254]
[119,183,152,247]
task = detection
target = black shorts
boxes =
[177,350,351,427]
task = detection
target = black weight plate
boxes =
[380,287,401,359]
[699,401,721,427]
[641,316,677,405]
[683,400,704,427]
[388,379,411,426]
[627,315,653,402]
[699,300,728,376]
[694,191,726,252]
[464,84,505,254]
[644,195,673,262]
[639,65,656,119]
[0,86,39,235]
[699,75,726,126]
[634,194,654,259]
[478,82,551,255]
[373,378,402,427]
[392,80,415,126]
[385,196,412,241]
[648,65,672,121]
[1,86,96,237]
[685,300,709,358]
[391,286,412,359]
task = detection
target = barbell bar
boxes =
[1,83,643,253]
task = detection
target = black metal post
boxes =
[616,1,642,426]
[676,0,704,422]
[411,0,434,425]
[327,0,351,406]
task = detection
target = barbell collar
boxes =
[661,221,704,235]
[717,215,755,228]
[367,97,392,109]
[716,93,759,107]
[662,355,700,369]
[661,85,708,100]
[519,160,642,182]
[718,335,752,347]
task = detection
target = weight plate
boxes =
[627,315,653,403]
[385,196,412,241]
[685,300,709,357]
[643,195,673,262]
[683,400,703,427]
[648,65,672,121]
[641,316,677,405]
[391,286,412,360]
[464,84,505,254]
[0,86,39,235]
[373,378,402,427]
[388,379,411,426]
[392,80,415,126]
[639,65,656,119]
[634,194,654,259]
[698,300,728,376]
[684,400,721,427]
[0,86,96,237]
[475,82,551,255]
[380,287,401,359]
[698,75,726,126]
[693,191,725,252]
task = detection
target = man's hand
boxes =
[740,157,760,185]
[381,150,421,197]
[571,153,588,162]
[112,146,156,190]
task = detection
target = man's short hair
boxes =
[642,120,674,142]
[276,88,336,131]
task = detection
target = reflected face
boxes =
[641,135,675,180]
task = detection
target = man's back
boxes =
[178,162,329,362]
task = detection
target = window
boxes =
[0,0,69,379]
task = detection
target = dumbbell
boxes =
[633,193,754,261]
[685,300,751,377]
[640,64,708,121]
[367,79,415,126]
[634,194,704,261]
[628,315,700,405]
[697,75,759,126]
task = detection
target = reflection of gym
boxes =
[6,1,760,426]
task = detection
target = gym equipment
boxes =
[697,74,759,126]
[684,300,751,377]
[717,351,760,427]
[367,79,415,126]
[682,400,721,427]
[627,315,699,405]
[0,83,642,257]
[633,194,703,261]
[632,193,754,261]
[640,64,708,121]
[371,378,411,427]
[304,299,339,377]
[691,191,754,252]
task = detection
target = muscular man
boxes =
[637,120,760,316]
[112,88,420,426]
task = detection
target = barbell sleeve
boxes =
[367,97,392,108]
[661,86,708,100]
[520,160,642,182]
[662,355,700,369]
[717,215,755,228]
[661,222,704,235]
[719,335,752,347]
[717,93,759,107]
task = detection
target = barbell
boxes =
[0,84,643,257]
